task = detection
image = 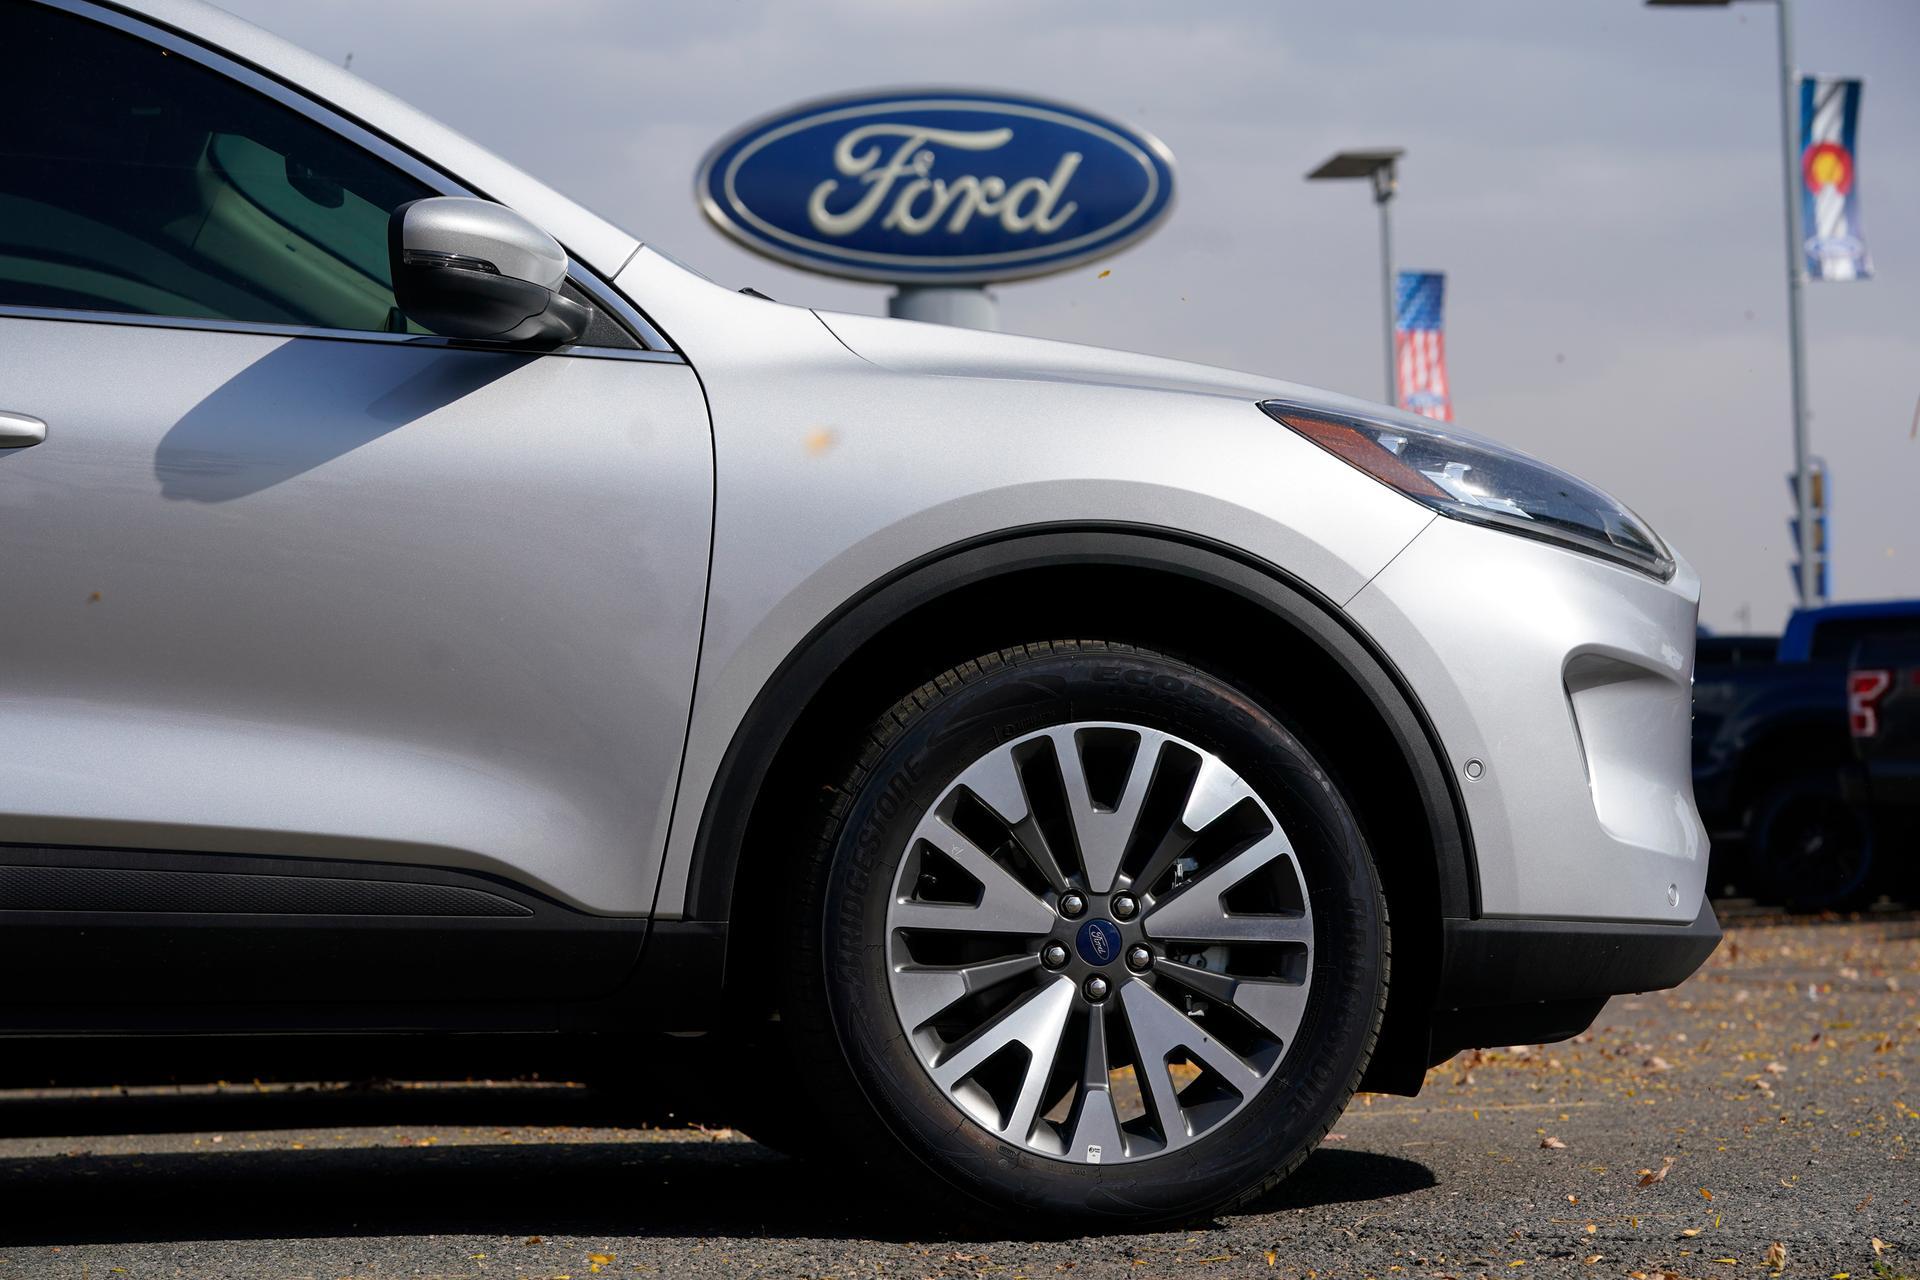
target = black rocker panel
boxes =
[0,844,645,1032]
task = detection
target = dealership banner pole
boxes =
[1776,0,1817,605]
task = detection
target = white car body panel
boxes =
[617,249,1442,917]
[1346,518,1706,922]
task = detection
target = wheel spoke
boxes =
[1155,957,1310,1044]
[1182,752,1259,832]
[1142,830,1312,945]
[1124,761,1204,896]
[1046,726,1161,895]
[952,750,1073,893]
[892,953,1040,1032]
[1120,978,1263,1099]
[932,975,1077,1142]
[1063,1005,1125,1164]
[1119,985,1189,1152]
[896,812,1056,936]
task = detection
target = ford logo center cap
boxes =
[1076,918,1123,967]
[696,89,1176,285]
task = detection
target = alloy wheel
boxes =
[884,722,1314,1165]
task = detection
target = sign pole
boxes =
[1374,162,1399,408]
[1776,0,1817,606]
[889,286,999,331]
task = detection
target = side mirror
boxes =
[388,197,589,345]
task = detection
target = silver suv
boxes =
[0,0,1718,1226]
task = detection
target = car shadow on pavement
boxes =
[0,1084,613,1140]
[0,1094,1436,1245]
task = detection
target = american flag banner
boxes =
[1394,271,1451,421]
[1800,77,1872,281]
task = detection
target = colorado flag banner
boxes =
[1800,76,1872,281]
[1395,271,1451,421]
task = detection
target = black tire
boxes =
[1752,770,1875,913]
[779,640,1389,1227]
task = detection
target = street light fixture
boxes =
[1306,148,1404,408]
[1649,0,1819,605]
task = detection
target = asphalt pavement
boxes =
[0,910,1912,1279]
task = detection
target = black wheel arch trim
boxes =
[678,520,1479,924]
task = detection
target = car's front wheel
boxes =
[782,640,1388,1226]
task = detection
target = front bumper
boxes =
[1346,515,1710,924]
[1427,900,1722,1055]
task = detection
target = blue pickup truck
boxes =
[1848,633,1920,853]
[1693,600,1920,910]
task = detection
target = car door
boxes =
[0,1,712,1019]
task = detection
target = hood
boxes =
[814,308,1404,422]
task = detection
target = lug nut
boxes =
[1126,944,1153,972]
[1111,893,1139,920]
[1058,892,1087,919]
[1083,975,1111,1002]
[1041,942,1070,969]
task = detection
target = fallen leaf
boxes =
[1583,1257,1602,1267]
[1701,1187,1713,1201]
[1680,1229,1701,1238]
[1266,1251,1277,1268]
[1639,1156,1676,1187]
[1765,1242,1787,1269]
[803,427,839,457]
[1097,269,1111,279]
[1871,1239,1888,1257]
[1541,1136,1567,1150]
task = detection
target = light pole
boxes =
[1649,0,1818,605]
[1307,148,1405,408]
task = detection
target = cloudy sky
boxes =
[223,0,1919,631]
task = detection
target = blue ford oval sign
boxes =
[696,89,1176,285]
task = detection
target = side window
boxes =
[0,1,433,333]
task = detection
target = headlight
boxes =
[1259,399,1674,581]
